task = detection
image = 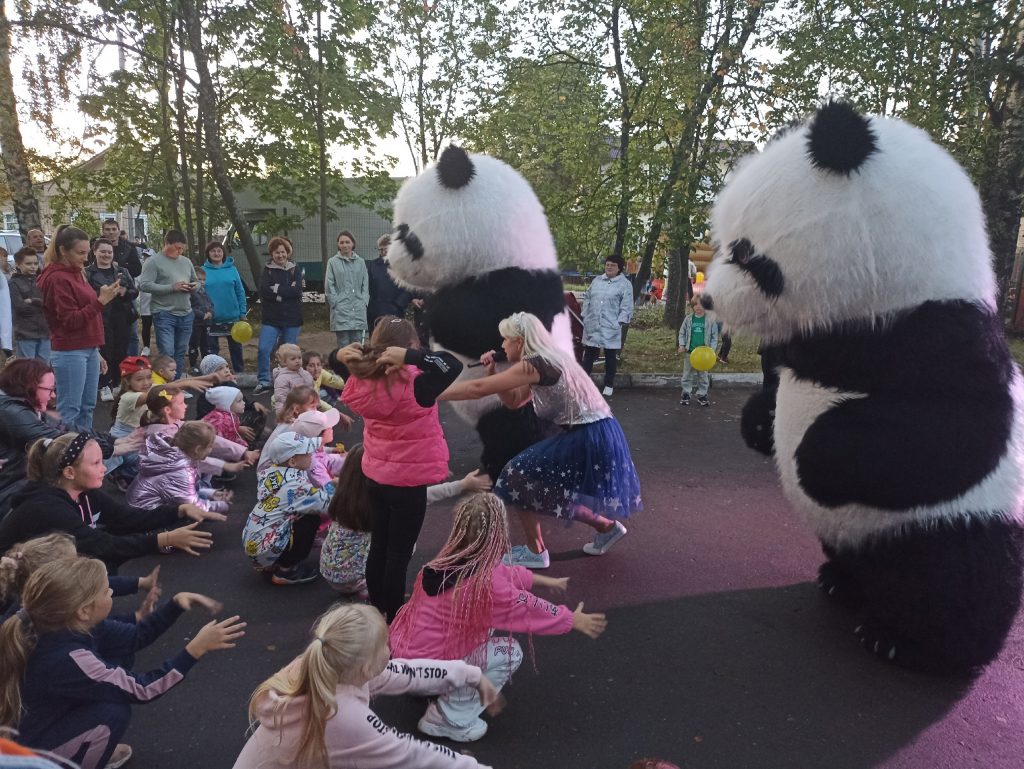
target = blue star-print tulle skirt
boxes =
[494,416,642,521]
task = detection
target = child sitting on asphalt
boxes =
[677,296,720,407]
[389,493,607,743]
[203,386,248,447]
[242,432,332,585]
[272,343,315,417]
[303,349,346,410]
[233,604,499,769]
[196,354,268,446]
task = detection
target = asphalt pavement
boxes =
[113,387,1024,769]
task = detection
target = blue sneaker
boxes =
[583,522,628,556]
[502,544,550,569]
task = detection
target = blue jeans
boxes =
[126,319,140,356]
[16,338,51,361]
[207,334,245,373]
[152,311,194,379]
[51,347,100,432]
[257,324,300,385]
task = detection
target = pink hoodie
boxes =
[390,564,574,660]
[232,658,491,769]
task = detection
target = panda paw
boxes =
[740,392,776,455]
[816,561,862,608]
[854,622,900,664]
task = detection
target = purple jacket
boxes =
[127,432,226,513]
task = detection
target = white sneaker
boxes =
[583,521,628,555]
[141,346,151,357]
[418,702,488,743]
[105,743,133,768]
[501,544,550,569]
[603,386,614,396]
[99,386,114,402]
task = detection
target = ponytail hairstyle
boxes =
[344,315,418,382]
[0,557,107,727]
[141,384,182,426]
[248,604,388,769]
[25,433,89,485]
[277,384,317,423]
[43,225,89,268]
[327,445,371,533]
[173,421,216,459]
[390,493,511,659]
[0,533,77,605]
[498,311,604,415]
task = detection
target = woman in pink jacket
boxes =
[333,316,462,622]
[389,493,607,743]
[233,603,499,769]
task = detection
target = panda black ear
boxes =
[437,145,476,189]
[807,101,877,175]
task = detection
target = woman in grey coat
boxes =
[580,255,634,396]
[324,229,369,347]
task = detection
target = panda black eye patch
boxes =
[395,223,425,262]
[729,238,784,298]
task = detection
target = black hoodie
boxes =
[0,482,182,571]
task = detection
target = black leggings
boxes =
[141,315,153,348]
[365,481,427,622]
[581,346,618,389]
[276,515,320,569]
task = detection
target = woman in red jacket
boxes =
[38,226,121,431]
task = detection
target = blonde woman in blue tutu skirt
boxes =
[382,311,642,569]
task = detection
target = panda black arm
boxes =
[405,349,464,407]
[428,268,566,359]
[740,391,776,456]
[795,392,1012,510]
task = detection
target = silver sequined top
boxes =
[526,356,610,427]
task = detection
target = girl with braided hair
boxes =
[388,493,607,743]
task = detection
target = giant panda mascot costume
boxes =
[385,145,575,479]
[702,101,1024,673]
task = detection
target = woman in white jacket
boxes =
[580,255,634,396]
[233,603,500,769]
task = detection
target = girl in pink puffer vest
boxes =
[332,316,462,622]
[127,421,232,513]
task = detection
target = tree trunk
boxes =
[0,0,42,234]
[157,10,181,232]
[315,5,329,272]
[193,102,207,248]
[175,14,196,258]
[982,20,1024,317]
[181,0,262,282]
[610,0,632,261]
[664,244,686,331]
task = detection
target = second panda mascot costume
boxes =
[385,145,575,481]
[702,102,1024,673]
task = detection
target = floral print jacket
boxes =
[242,465,332,569]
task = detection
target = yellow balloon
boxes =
[231,320,253,343]
[695,271,705,283]
[690,345,717,371]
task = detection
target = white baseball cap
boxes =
[262,431,321,465]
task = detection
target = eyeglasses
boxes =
[37,385,56,394]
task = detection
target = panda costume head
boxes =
[704,101,996,341]
[388,146,558,292]
[703,101,1024,673]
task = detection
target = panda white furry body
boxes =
[703,102,1024,672]
[386,146,575,478]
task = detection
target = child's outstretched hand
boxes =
[135,579,162,621]
[475,675,506,716]
[174,592,224,615]
[572,602,608,639]
[186,616,247,658]
[213,489,234,503]
[238,426,256,443]
[179,503,227,523]
[137,565,161,592]
[222,461,245,474]
[243,449,260,466]
[458,469,492,494]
